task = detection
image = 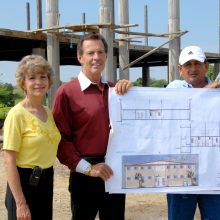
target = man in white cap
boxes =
[167,46,220,220]
[168,45,220,88]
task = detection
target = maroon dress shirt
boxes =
[52,78,114,172]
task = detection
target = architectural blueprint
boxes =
[105,87,220,193]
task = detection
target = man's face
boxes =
[178,60,209,88]
[77,39,107,81]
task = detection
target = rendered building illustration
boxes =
[122,156,198,189]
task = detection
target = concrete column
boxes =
[142,66,150,87]
[26,2,30,30]
[112,0,117,82]
[143,4,149,86]
[216,0,220,76]
[32,48,45,57]
[46,0,60,108]
[113,55,117,82]
[37,0,42,28]
[118,0,129,80]
[168,0,180,82]
[144,5,148,46]
[99,0,114,82]
[32,48,46,104]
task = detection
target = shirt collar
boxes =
[78,71,108,91]
[182,77,211,88]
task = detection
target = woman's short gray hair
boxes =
[16,55,54,91]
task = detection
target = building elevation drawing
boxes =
[105,87,220,194]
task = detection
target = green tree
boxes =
[133,77,168,87]
[150,79,168,87]
[206,64,216,81]
[0,83,23,107]
[133,77,143,86]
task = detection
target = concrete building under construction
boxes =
[0,0,220,106]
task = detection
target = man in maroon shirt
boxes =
[53,33,132,220]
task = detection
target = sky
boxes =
[0,0,219,85]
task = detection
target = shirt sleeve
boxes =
[76,159,91,174]
[52,85,81,172]
[3,108,22,152]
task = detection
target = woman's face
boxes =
[22,72,49,97]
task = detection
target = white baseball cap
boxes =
[179,46,206,65]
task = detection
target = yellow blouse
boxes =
[3,102,61,169]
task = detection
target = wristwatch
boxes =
[84,164,92,176]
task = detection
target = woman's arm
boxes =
[4,150,31,220]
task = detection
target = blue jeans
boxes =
[167,194,220,220]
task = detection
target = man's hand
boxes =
[206,81,220,89]
[115,79,133,95]
[88,163,113,181]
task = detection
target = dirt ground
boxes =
[0,148,201,220]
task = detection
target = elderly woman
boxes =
[3,55,61,220]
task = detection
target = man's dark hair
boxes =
[77,33,108,55]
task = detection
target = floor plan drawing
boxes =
[105,87,220,193]
[116,91,220,153]
[180,122,220,152]
[117,97,191,122]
